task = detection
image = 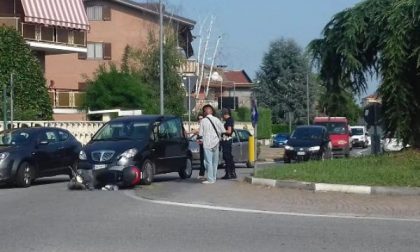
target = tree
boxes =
[254,38,318,124]
[84,64,158,113]
[0,27,52,120]
[317,88,362,124]
[308,0,420,147]
[125,33,186,116]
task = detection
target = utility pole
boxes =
[3,83,7,131]
[159,0,164,115]
[10,73,14,129]
[306,71,310,125]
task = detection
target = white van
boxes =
[350,126,370,148]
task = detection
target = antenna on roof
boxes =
[205,35,222,97]
[196,15,215,96]
[194,15,209,94]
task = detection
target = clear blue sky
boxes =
[164,0,375,96]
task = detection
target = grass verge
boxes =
[255,150,420,187]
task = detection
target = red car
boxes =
[313,117,351,157]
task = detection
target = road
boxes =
[1,167,420,252]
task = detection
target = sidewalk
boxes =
[258,145,284,162]
[135,169,420,220]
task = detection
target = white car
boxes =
[350,126,370,148]
[382,138,409,152]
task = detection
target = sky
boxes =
[162,0,376,96]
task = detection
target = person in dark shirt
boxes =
[221,108,236,179]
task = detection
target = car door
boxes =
[238,130,251,163]
[33,129,61,174]
[155,118,188,173]
[56,129,80,167]
[231,130,242,163]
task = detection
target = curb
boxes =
[244,176,420,196]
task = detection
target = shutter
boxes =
[103,43,112,60]
[78,52,87,60]
[102,6,111,21]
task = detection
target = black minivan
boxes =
[78,115,192,187]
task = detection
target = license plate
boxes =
[297,152,306,156]
[93,164,106,170]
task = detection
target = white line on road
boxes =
[124,191,420,223]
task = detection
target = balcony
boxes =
[179,59,199,75]
[0,16,87,54]
[49,90,86,109]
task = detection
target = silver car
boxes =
[189,129,254,168]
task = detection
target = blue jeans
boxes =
[204,145,219,183]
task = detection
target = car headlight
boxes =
[0,152,9,161]
[309,146,321,152]
[338,140,348,145]
[285,145,294,150]
[79,150,87,160]
[118,148,138,159]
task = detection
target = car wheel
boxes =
[141,159,155,185]
[246,161,254,168]
[284,158,291,164]
[16,162,33,188]
[179,158,193,179]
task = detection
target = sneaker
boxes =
[202,181,215,184]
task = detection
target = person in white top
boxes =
[199,105,226,184]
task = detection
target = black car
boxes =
[284,125,332,163]
[78,115,192,187]
[0,127,82,187]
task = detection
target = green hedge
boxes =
[272,124,291,134]
[257,108,272,139]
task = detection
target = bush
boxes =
[257,108,272,139]
[236,107,251,122]
[272,123,290,134]
[0,27,52,120]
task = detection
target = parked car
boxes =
[0,127,82,187]
[78,115,192,187]
[350,126,369,148]
[382,138,410,152]
[272,133,289,148]
[314,117,351,157]
[284,125,333,163]
[189,129,254,168]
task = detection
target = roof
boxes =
[223,70,253,85]
[314,117,348,123]
[100,0,196,26]
[22,0,89,30]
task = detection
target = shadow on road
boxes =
[0,176,70,189]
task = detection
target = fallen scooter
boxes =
[67,166,142,191]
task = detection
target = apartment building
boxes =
[44,0,195,120]
[0,0,89,71]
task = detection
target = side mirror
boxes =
[365,132,369,136]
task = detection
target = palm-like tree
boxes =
[309,0,420,147]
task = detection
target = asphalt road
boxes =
[1,169,420,252]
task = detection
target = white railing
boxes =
[1,121,254,145]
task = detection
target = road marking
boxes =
[124,191,420,223]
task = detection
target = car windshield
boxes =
[276,134,288,139]
[0,130,32,146]
[92,121,150,141]
[351,128,364,136]
[290,128,323,140]
[315,122,348,135]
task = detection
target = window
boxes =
[86,5,111,21]
[238,130,250,142]
[39,131,58,144]
[57,130,70,142]
[85,43,111,60]
[159,118,182,140]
